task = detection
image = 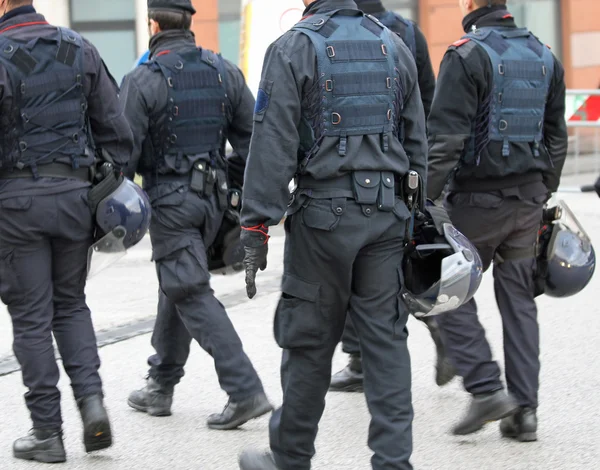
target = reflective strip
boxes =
[499,88,547,109]
[325,40,387,62]
[502,60,546,80]
[330,71,390,96]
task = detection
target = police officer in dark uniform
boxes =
[0,0,134,463]
[120,0,273,429]
[238,0,427,468]
[330,0,456,393]
[427,0,568,439]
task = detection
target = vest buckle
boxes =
[381,44,388,56]
[325,80,333,92]
[326,46,335,58]
[498,64,505,75]
[331,112,341,125]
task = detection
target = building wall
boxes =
[192,0,219,51]
[561,0,600,89]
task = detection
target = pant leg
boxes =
[51,189,103,400]
[0,194,61,430]
[148,289,193,389]
[269,199,360,470]
[341,315,361,356]
[494,200,543,408]
[349,212,413,470]
[151,190,264,401]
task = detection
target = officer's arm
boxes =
[427,49,478,200]
[118,71,150,180]
[542,56,568,193]
[224,60,255,163]
[413,24,435,119]
[240,38,304,229]
[84,43,134,171]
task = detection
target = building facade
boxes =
[34,0,599,89]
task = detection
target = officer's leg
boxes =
[329,315,364,392]
[495,200,542,441]
[129,290,191,416]
[147,289,193,389]
[51,189,111,453]
[439,195,518,434]
[348,214,413,470]
[155,196,268,424]
[268,201,356,470]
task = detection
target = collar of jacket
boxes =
[0,5,36,24]
[149,29,197,58]
[463,6,516,33]
[303,0,359,17]
[355,1,385,15]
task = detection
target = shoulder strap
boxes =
[56,27,83,67]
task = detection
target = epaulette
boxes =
[451,38,471,48]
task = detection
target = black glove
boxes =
[594,175,600,198]
[241,225,269,299]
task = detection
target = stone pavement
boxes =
[0,174,599,469]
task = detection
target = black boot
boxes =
[453,390,519,435]
[329,354,363,392]
[239,449,281,470]
[421,316,456,386]
[127,377,173,417]
[13,429,66,464]
[500,407,537,442]
[207,392,273,430]
[78,394,112,453]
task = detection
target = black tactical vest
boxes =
[0,27,93,176]
[141,47,229,178]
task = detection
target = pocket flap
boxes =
[392,199,410,221]
[281,273,320,302]
[0,196,32,211]
[353,171,380,189]
[152,237,193,262]
[381,171,394,189]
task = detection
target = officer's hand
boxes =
[243,244,268,299]
[241,224,270,299]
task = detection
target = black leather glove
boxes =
[241,225,269,299]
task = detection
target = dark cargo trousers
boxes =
[437,191,544,408]
[146,186,264,401]
[270,197,413,470]
[0,187,103,430]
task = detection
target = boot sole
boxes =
[127,398,172,417]
[207,402,274,431]
[328,382,364,393]
[14,449,66,464]
[83,419,112,453]
[501,429,538,442]
[454,404,519,436]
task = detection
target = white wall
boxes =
[35,0,70,27]
[135,0,149,56]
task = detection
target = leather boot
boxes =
[13,429,66,463]
[421,316,456,386]
[128,377,173,417]
[329,354,363,392]
[239,449,281,470]
[453,390,519,435]
[207,392,273,430]
[500,407,537,442]
[78,394,112,453]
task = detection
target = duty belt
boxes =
[0,162,91,181]
[296,170,401,211]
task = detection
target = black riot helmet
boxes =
[535,200,595,298]
[401,202,483,318]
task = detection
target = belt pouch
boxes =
[216,170,229,210]
[352,171,381,205]
[190,162,206,194]
[378,171,395,211]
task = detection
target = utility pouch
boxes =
[378,171,395,212]
[205,167,217,197]
[352,171,381,205]
[216,170,229,210]
[190,161,206,194]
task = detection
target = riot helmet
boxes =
[87,175,152,278]
[535,200,595,298]
[401,203,483,318]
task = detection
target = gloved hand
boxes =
[594,175,600,198]
[241,224,269,299]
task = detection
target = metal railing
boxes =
[565,89,600,176]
